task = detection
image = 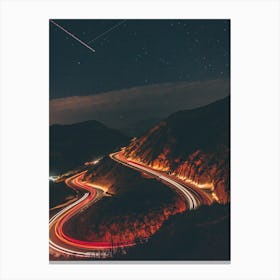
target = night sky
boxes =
[50,19,230,127]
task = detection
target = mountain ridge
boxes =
[123,97,230,203]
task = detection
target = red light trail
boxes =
[50,151,212,259]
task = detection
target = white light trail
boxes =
[87,20,127,44]
[110,152,199,210]
[50,20,96,53]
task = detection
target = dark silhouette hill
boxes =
[118,204,230,260]
[50,120,128,174]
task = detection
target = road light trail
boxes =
[50,20,96,53]
[49,172,135,259]
[109,152,208,210]
[50,151,210,259]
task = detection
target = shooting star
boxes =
[50,20,95,53]
[87,20,127,45]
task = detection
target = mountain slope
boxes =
[65,157,186,243]
[118,204,230,260]
[50,120,128,174]
[119,118,161,137]
[124,97,230,203]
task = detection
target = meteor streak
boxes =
[87,20,127,45]
[50,20,96,53]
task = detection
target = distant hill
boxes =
[50,120,128,174]
[124,97,230,203]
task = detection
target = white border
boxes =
[0,0,279,279]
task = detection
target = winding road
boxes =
[49,172,135,259]
[110,152,213,208]
[49,151,211,259]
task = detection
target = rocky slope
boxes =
[123,97,230,203]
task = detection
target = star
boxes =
[51,19,230,100]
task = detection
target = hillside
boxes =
[56,98,230,258]
[50,120,128,174]
[118,204,230,260]
[64,157,186,243]
[123,97,230,203]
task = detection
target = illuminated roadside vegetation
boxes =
[124,97,230,203]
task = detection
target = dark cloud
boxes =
[50,79,229,128]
